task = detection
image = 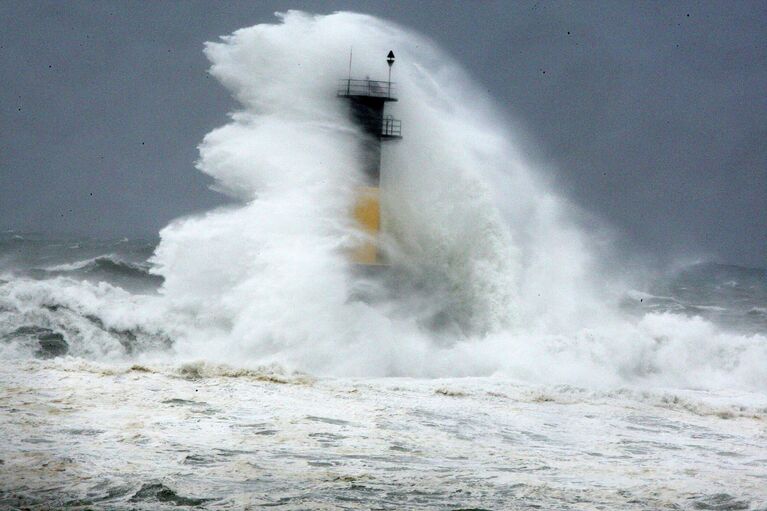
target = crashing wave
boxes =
[34,255,163,289]
[0,277,170,360]
[0,12,764,394]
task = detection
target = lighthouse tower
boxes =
[338,51,401,266]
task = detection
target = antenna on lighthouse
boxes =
[348,47,353,81]
[386,50,395,98]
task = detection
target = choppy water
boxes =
[2,10,766,510]
[1,361,766,510]
[1,235,765,510]
[622,263,767,336]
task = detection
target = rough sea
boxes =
[1,236,765,510]
[2,11,766,511]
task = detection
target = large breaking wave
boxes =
[1,11,765,391]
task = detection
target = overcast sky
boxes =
[1,1,765,267]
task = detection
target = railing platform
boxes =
[338,79,397,101]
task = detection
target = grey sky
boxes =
[1,1,765,267]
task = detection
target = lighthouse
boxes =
[338,51,401,267]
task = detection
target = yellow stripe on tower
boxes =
[351,186,381,265]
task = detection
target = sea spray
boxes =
[150,10,531,370]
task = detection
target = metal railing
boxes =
[381,115,401,138]
[338,78,396,99]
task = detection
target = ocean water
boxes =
[2,11,766,510]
